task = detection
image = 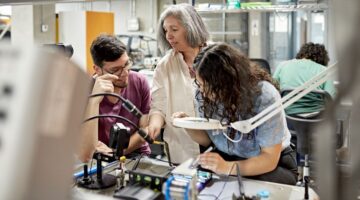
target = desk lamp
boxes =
[173,62,337,199]
[173,62,337,134]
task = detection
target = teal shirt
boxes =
[273,59,336,115]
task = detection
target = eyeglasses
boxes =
[102,60,133,75]
[194,78,205,88]
[193,79,200,87]
[193,78,206,94]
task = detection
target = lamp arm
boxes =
[231,63,338,133]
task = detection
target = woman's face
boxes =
[163,15,189,52]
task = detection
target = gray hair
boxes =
[157,3,209,54]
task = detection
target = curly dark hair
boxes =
[193,43,278,137]
[296,42,329,66]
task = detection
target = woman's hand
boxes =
[172,111,189,118]
[147,114,165,139]
[198,152,232,175]
[147,124,162,140]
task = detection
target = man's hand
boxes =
[96,141,113,156]
[92,74,119,103]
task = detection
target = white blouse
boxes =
[150,49,200,164]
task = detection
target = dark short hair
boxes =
[90,34,127,68]
[296,42,329,66]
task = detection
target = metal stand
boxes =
[77,152,116,189]
[303,154,310,200]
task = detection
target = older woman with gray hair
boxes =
[147,3,209,163]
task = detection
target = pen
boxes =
[191,146,214,169]
[236,163,246,199]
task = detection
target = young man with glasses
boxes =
[79,34,151,162]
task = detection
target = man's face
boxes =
[95,53,132,88]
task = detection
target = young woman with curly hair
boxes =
[174,43,297,185]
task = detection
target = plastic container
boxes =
[227,0,241,9]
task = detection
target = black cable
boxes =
[215,163,237,200]
[163,141,173,167]
[132,153,144,170]
[89,93,143,119]
[87,93,153,144]
[83,114,153,144]
[84,114,137,130]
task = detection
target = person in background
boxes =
[147,3,210,164]
[273,42,336,116]
[79,34,151,162]
[174,43,297,185]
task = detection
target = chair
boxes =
[281,89,333,155]
[281,90,332,197]
[286,113,345,159]
[281,89,329,144]
[286,115,322,162]
[285,115,322,199]
[250,58,271,74]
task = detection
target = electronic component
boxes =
[126,159,172,191]
[196,170,212,191]
[163,158,213,200]
[109,123,131,158]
